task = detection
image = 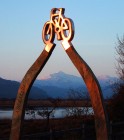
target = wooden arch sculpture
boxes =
[10,8,110,140]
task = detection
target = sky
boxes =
[0,0,124,81]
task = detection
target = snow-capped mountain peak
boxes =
[34,71,118,99]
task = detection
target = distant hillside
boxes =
[0,77,48,99]
[34,71,118,99]
[0,72,118,99]
[41,86,68,99]
[35,71,84,89]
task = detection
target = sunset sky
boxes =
[0,0,124,80]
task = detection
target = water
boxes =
[0,110,13,119]
[0,107,93,119]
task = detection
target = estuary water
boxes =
[0,107,93,119]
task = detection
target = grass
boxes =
[0,116,95,140]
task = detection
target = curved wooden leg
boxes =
[62,42,110,140]
[10,46,55,140]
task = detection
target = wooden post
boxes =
[50,128,53,140]
[82,123,85,140]
[110,121,112,140]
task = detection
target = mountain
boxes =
[0,77,48,99]
[98,75,117,87]
[34,71,84,89]
[98,75,118,98]
[34,71,86,99]
[0,72,118,99]
[40,86,68,99]
[34,71,118,99]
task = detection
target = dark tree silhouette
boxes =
[37,98,61,129]
[108,36,124,121]
[66,89,91,119]
[25,106,36,119]
[116,36,124,80]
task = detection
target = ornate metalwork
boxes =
[10,8,110,140]
[42,8,74,52]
